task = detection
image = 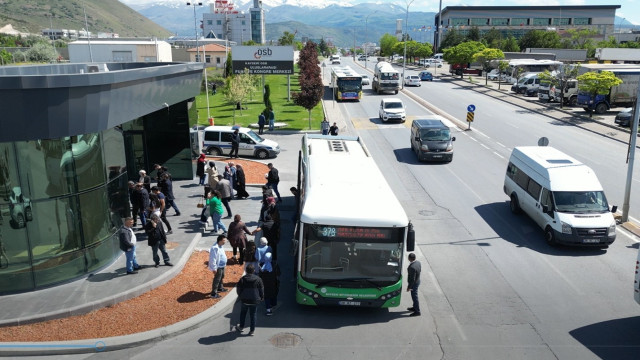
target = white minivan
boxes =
[503,146,616,247]
[203,126,280,159]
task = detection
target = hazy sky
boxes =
[119,0,640,26]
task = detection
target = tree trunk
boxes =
[308,109,312,130]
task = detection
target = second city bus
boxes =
[293,134,415,307]
[330,66,363,101]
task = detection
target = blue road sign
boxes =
[467,104,476,112]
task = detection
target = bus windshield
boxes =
[337,79,362,92]
[553,191,610,213]
[301,224,404,287]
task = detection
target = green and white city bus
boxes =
[293,134,414,307]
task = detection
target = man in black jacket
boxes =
[144,214,173,268]
[266,163,281,202]
[234,264,264,336]
[406,253,421,316]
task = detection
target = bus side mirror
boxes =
[406,222,415,252]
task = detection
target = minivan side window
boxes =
[221,132,233,142]
[540,188,553,214]
[205,131,219,141]
[526,179,542,199]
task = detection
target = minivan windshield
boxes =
[384,102,403,109]
[246,130,264,143]
[553,191,610,213]
[420,129,451,141]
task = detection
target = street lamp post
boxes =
[365,11,377,71]
[402,0,415,89]
[187,2,203,62]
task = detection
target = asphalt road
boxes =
[38,59,640,360]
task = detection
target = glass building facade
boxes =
[0,62,202,293]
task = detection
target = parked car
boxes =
[8,187,32,229]
[404,75,421,87]
[615,107,634,127]
[419,71,433,81]
[487,69,503,81]
[361,74,370,85]
[424,59,443,68]
[203,126,280,159]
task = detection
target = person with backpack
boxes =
[234,264,264,336]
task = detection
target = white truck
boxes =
[372,61,400,95]
[595,48,640,62]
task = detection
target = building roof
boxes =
[187,43,229,53]
[440,5,621,16]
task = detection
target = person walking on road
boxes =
[151,186,172,234]
[144,214,173,268]
[159,173,181,216]
[204,161,219,198]
[119,217,141,275]
[207,190,228,235]
[234,264,264,336]
[196,154,207,185]
[406,252,421,316]
[266,163,282,202]
[208,234,228,299]
[235,164,250,199]
[216,174,233,218]
[259,252,279,316]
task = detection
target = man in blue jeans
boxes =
[406,252,421,316]
[235,264,264,336]
[119,217,141,275]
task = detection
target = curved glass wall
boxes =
[0,128,129,294]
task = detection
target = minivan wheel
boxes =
[256,149,269,159]
[510,194,521,214]
[544,226,558,246]
[206,147,222,156]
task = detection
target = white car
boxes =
[424,59,443,68]
[404,75,421,87]
[361,75,370,85]
[378,98,406,122]
[487,69,503,81]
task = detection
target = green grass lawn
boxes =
[194,70,324,131]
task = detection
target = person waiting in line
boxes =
[227,214,260,265]
[329,122,339,136]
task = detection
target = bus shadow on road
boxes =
[475,202,607,256]
[570,316,640,360]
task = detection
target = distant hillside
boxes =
[0,0,171,38]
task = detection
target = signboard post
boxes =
[466,104,475,130]
[231,46,294,75]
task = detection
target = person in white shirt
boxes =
[208,235,229,298]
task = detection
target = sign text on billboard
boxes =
[231,46,294,75]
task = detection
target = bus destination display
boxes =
[318,226,391,239]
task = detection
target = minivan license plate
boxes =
[583,239,599,243]
[338,301,361,306]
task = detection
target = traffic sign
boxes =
[466,112,474,122]
[467,104,476,112]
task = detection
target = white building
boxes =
[68,40,172,63]
[201,0,265,44]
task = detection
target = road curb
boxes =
[0,287,238,356]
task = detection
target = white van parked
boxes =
[504,146,616,247]
[203,126,280,159]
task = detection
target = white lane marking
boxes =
[480,144,490,150]
[494,151,504,159]
[496,142,507,148]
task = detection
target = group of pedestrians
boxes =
[120,164,180,275]
[257,109,276,135]
[320,119,339,136]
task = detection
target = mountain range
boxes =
[130,1,436,47]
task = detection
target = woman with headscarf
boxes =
[204,161,219,199]
[196,154,207,185]
[259,252,280,316]
[235,164,250,199]
[255,237,272,272]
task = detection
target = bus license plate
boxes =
[338,301,361,306]
[583,239,600,243]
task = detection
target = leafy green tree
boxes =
[379,33,398,56]
[466,27,481,42]
[597,36,618,49]
[263,83,272,117]
[518,30,561,49]
[224,51,232,78]
[443,41,485,78]
[502,35,520,52]
[415,42,433,61]
[318,38,329,57]
[0,49,12,65]
[567,28,599,48]
[293,41,324,129]
[537,64,580,108]
[482,28,503,49]
[25,43,57,62]
[222,69,254,123]
[243,39,257,46]
[497,60,509,90]
[440,29,465,49]
[576,71,623,117]
[472,48,505,85]
[278,31,296,46]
